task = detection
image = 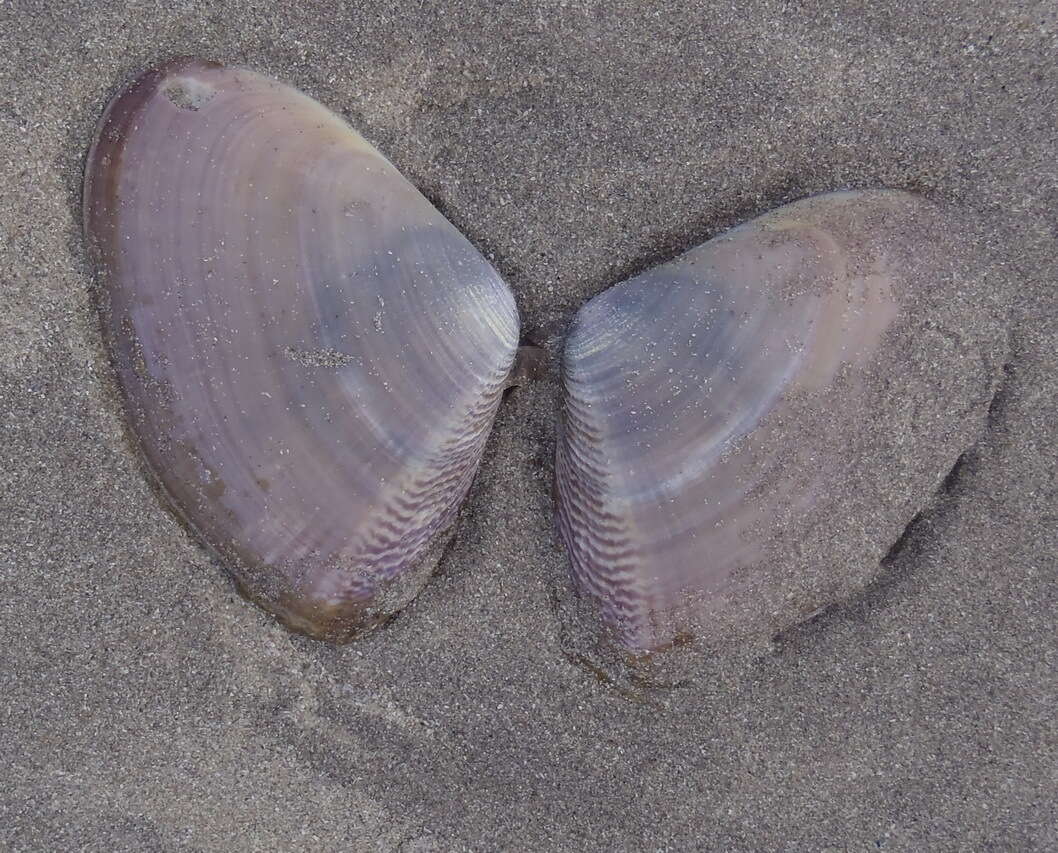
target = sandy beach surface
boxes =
[1,1,1055,849]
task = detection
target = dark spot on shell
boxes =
[163,80,215,111]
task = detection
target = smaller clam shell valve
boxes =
[555,191,1005,657]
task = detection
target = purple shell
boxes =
[556,190,976,653]
[84,59,519,641]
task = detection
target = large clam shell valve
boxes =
[84,58,519,641]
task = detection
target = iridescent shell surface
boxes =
[84,59,519,640]
[555,190,996,654]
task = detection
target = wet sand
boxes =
[1,1,1055,849]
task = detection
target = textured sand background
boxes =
[1,1,1055,850]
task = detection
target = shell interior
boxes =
[84,58,519,640]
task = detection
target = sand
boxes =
[1,1,1055,849]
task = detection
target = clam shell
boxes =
[84,59,519,641]
[556,190,999,654]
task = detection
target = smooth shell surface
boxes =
[556,190,980,653]
[84,59,519,640]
